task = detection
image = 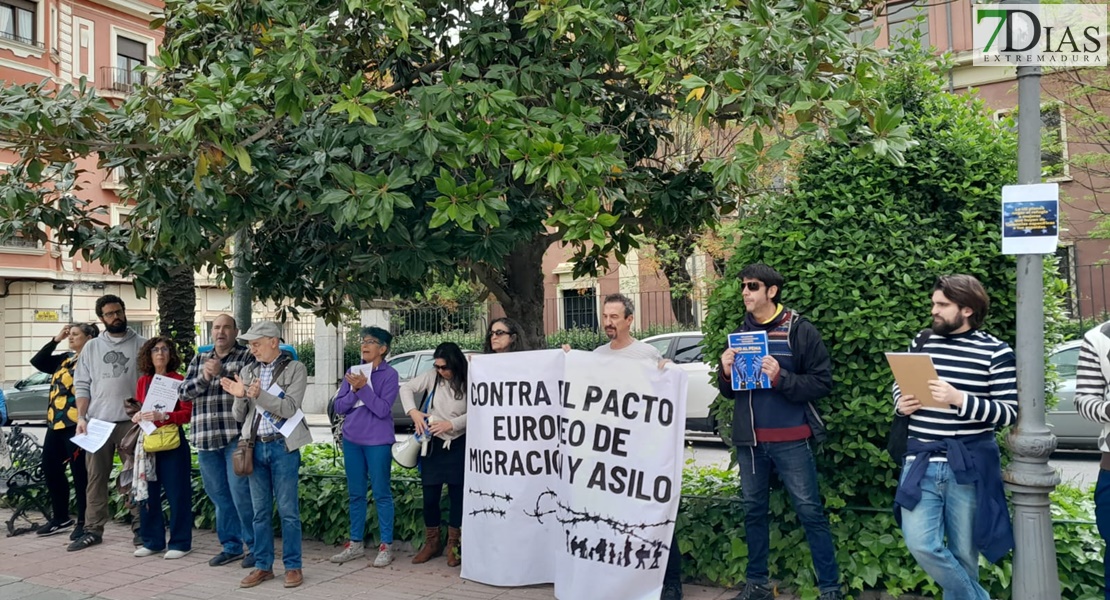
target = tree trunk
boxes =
[158,265,197,366]
[473,232,549,350]
[659,247,697,327]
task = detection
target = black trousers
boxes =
[664,530,682,584]
[422,483,464,528]
[42,426,87,524]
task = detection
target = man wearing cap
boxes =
[180,315,257,568]
[220,322,311,589]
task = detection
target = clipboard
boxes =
[885,352,948,409]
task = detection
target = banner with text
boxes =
[461,349,687,600]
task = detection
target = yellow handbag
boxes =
[143,423,181,452]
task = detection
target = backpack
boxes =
[327,387,344,449]
[886,329,934,461]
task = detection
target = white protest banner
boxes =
[462,349,687,600]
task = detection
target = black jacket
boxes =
[717,310,833,447]
[31,339,72,375]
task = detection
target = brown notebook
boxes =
[885,352,948,409]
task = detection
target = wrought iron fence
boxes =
[1070,264,1110,331]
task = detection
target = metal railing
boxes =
[99,66,144,93]
[0,30,43,49]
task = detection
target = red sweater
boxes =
[136,373,191,427]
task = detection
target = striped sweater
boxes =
[1074,322,1110,452]
[893,330,1018,445]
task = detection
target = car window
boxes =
[647,338,673,358]
[1051,346,1081,380]
[25,371,51,386]
[388,355,416,380]
[416,354,436,377]
[674,336,705,364]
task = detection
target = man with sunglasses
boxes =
[717,264,841,600]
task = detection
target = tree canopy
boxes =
[0,0,914,341]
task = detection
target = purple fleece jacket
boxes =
[334,361,400,446]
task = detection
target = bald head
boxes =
[211,314,239,355]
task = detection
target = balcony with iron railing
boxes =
[0,29,43,49]
[99,66,145,94]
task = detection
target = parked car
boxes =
[1,370,52,423]
[385,348,478,428]
[640,332,718,433]
[1048,339,1101,450]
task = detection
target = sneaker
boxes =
[661,581,684,600]
[330,540,364,564]
[210,551,245,567]
[242,553,256,569]
[132,531,143,546]
[69,524,85,541]
[35,519,75,537]
[731,582,774,600]
[818,592,844,600]
[372,543,393,567]
[134,547,158,557]
[164,549,192,560]
[66,532,102,552]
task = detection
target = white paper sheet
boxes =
[71,418,114,453]
[278,410,305,437]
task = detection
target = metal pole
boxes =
[233,228,252,332]
[1003,23,1062,598]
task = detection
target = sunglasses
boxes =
[489,330,513,338]
[742,281,765,292]
[434,364,450,372]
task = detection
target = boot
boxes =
[446,527,461,567]
[411,527,442,564]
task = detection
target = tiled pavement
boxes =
[0,513,761,600]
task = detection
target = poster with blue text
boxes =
[729,331,771,391]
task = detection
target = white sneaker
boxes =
[133,547,157,557]
[164,549,192,560]
[372,543,393,567]
[330,541,364,564]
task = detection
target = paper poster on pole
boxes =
[462,349,687,600]
[1001,183,1059,255]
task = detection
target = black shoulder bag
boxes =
[886,329,934,462]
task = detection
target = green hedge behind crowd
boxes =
[96,443,1103,600]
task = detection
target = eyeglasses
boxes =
[742,282,764,292]
[434,363,450,372]
[361,338,382,346]
[102,309,124,319]
[489,330,512,338]
[151,346,171,354]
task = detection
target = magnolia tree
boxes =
[0,0,914,346]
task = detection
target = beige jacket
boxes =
[399,369,467,442]
[231,355,312,452]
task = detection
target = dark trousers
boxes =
[139,440,193,552]
[664,530,681,585]
[1095,468,1110,600]
[42,426,87,525]
[423,483,464,528]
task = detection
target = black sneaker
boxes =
[69,524,85,541]
[209,551,245,567]
[67,531,103,552]
[731,582,774,600]
[241,553,256,569]
[35,519,75,537]
[661,581,684,600]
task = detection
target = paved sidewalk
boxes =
[0,513,761,600]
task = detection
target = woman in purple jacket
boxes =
[329,327,400,568]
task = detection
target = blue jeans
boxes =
[197,440,255,555]
[1094,469,1110,600]
[899,458,989,600]
[736,439,840,594]
[343,439,394,544]
[248,440,302,571]
[139,440,192,552]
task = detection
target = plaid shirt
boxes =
[181,345,255,451]
[255,360,280,437]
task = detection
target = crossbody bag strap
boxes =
[247,413,262,443]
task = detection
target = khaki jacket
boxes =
[232,354,312,452]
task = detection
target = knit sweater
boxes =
[1075,321,1110,451]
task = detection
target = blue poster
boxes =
[1001,183,1059,255]
[728,332,771,391]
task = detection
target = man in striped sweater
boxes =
[1073,320,1110,599]
[893,274,1017,600]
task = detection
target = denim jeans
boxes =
[899,458,989,600]
[343,439,394,544]
[736,439,840,594]
[249,440,302,571]
[1094,468,1110,600]
[139,439,192,552]
[197,439,255,555]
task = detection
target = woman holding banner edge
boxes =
[401,342,469,567]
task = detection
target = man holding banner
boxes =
[718,264,842,600]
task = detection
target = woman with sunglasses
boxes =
[329,327,400,568]
[400,342,469,567]
[482,317,527,354]
[131,337,193,560]
[30,323,99,539]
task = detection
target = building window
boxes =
[886,1,929,47]
[0,0,36,46]
[995,104,1069,181]
[561,288,598,331]
[0,231,40,248]
[112,35,146,92]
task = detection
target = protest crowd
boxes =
[5,262,1108,600]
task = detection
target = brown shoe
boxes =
[446,526,462,567]
[411,526,442,564]
[240,569,274,588]
[283,569,303,588]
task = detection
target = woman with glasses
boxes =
[30,323,99,539]
[329,327,400,568]
[131,337,193,560]
[482,317,527,354]
[400,342,469,567]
